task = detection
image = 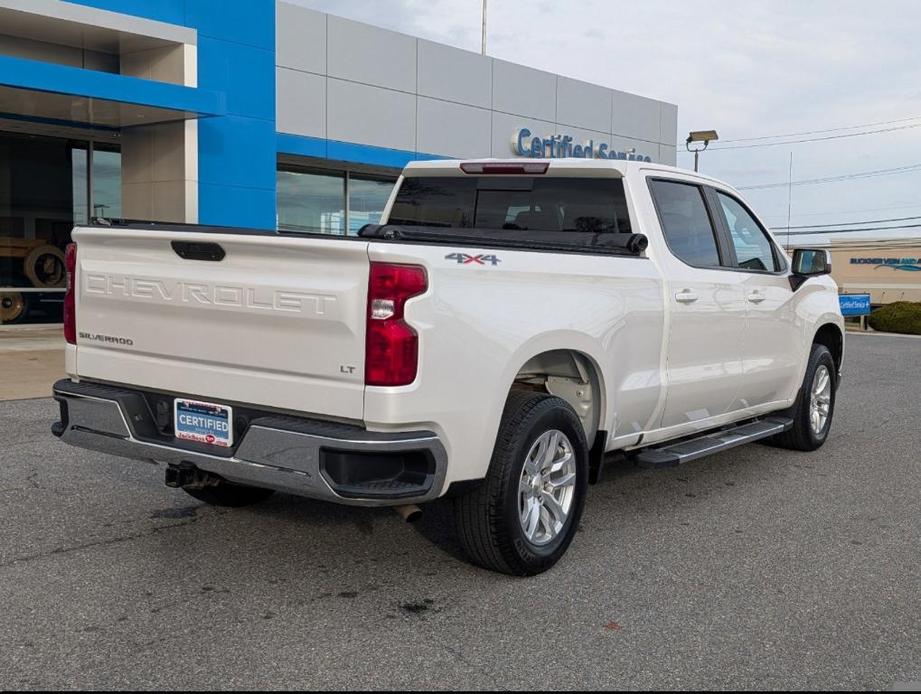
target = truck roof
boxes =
[403,158,732,189]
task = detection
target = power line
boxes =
[782,223,921,235]
[760,201,921,220]
[709,121,921,150]
[719,115,921,144]
[769,214,921,231]
[738,163,921,191]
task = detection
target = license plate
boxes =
[174,399,233,447]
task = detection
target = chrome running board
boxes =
[635,416,793,469]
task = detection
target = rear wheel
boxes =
[183,481,275,507]
[772,343,837,451]
[454,390,589,576]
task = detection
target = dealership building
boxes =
[0,0,678,324]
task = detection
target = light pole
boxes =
[686,129,719,172]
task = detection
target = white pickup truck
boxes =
[52,159,843,575]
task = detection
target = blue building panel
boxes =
[278,133,447,170]
[0,54,224,116]
[199,183,277,229]
[64,0,278,229]
[184,0,275,49]
[199,116,278,190]
[196,38,275,120]
[276,133,328,160]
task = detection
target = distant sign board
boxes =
[839,293,871,316]
[849,257,921,272]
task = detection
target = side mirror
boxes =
[790,248,831,290]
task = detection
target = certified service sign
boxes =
[839,293,871,316]
[513,128,654,162]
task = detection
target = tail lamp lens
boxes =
[63,243,77,345]
[365,263,427,386]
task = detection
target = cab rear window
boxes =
[387,177,632,235]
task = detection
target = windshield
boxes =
[387,176,632,235]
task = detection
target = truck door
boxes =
[648,178,747,429]
[710,189,802,407]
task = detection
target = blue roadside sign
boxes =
[839,293,871,316]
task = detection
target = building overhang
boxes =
[0,0,196,53]
[0,55,224,129]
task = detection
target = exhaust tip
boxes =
[393,504,422,523]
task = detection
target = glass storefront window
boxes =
[92,147,122,220]
[276,169,345,234]
[276,164,397,236]
[348,175,393,235]
[0,133,121,324]
[72,146,88,225]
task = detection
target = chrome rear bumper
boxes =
[52,379,447,507]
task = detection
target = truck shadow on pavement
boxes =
[234,440,806,574]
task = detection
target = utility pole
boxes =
[481,0,487,55]
[786,151,794,249]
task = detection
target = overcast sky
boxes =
[296,0,921,240]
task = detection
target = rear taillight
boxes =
[63,243,77,345]
[365,262,427,387]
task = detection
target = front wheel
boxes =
[454,390,589,576]
[772,343,837,451]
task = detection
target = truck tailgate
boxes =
[71,227,369,420]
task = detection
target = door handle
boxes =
[675,289,698,303]
[747,291,766,304]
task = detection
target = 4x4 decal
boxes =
[445,253,502,266]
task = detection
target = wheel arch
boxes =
[813,322,844,378]
[510,345,607,449]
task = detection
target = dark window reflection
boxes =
[0,132,120,324]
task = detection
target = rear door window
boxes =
[648,179,722,268]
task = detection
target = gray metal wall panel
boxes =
[326,15,416,94]
[326,78,416,151]
[277,67,325,138]
[491,111,554,157]
[611,135,658,162]
[552,125,612,157]
[276,2,326,74]
[417,97,491,158]
[659,143,678,166]
[417,39,491,109]
[273,2,677,163]
[555,77,612,133]
[612,90,662,143]
[492,59,557,122]
[659,102,678,146]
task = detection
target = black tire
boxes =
[182,482,275,507]
[454,390,589,576]
[771,343,837,451]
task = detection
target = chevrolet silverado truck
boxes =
[52,159,843,575]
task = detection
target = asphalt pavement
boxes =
[1,333,919,690]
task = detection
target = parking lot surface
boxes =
[1,334,919,690]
